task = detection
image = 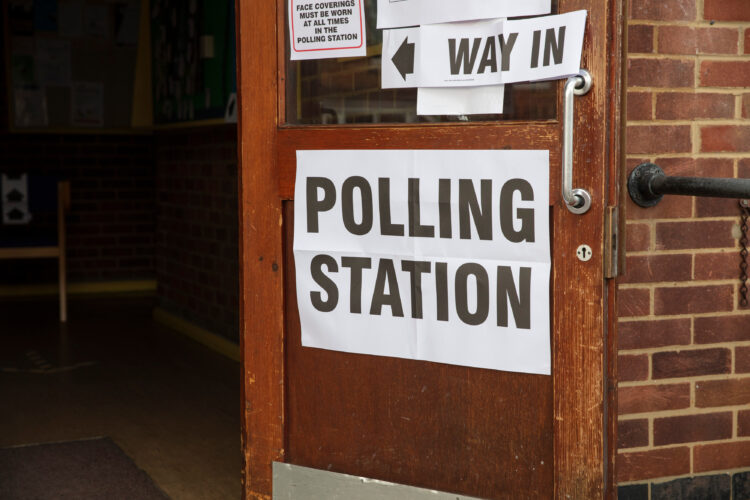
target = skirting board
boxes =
[152,307,240,362]
[0,280,157,297]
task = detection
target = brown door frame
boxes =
[237,0,623,497]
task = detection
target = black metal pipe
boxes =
[628,163,750,208]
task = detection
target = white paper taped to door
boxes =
[288,0,367,60]
[417,85,505,116]
[377,0,551,29]
[293,150,551,375]
[382,10,587,89]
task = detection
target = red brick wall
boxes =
[618,0,750,493]
[154,125,239,341]
[0,133,155,283]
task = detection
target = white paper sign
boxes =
[2,174,32,225]
[294,150,551,375]
[13,88,48,128]
[382,11,587,89]
[377,0,551,29]
[58,1,84,38]
[417,85,505,115]
[71,81,103,127]
[35,38,72,85]
[288,0,367,60]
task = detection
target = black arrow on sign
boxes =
[391,36,415,81]
[6,189,24,202]
[6,208,26,221]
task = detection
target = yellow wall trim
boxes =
[152,307,240,362]
[0,280,157,297]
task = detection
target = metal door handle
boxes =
[628,163,750,207]
[562,69,593,214]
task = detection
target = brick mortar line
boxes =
[693,48,702,104]
[650,287,656,316]
[742,23,747,54]
[617,310,750,322]
[628,86,750,93]
[689,440,695,476]
[626,152,750,158]
[620,274,740,283]
[627,119,750,125]
[625,225,740,233]
[628,240,741,248]
[619,374,750,388]
[619,279,740,288]
[737,94,744,121]
[617,442,729,456]
[616,468,750,487]
[618,437,750,454]
[629,53,750,61]
[618,407,750,421]
[618,408,740,423]
[622,228,734,239]
[618,313,749,322]
[628,20,750,28]
[619,342,750,356]
[624,217,742,224]
[648,351,654,380]
[649,416,654,447]
[612,249,744,259]
[693,121,701,155]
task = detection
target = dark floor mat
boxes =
[0,437,170,500]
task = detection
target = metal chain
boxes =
[740,200,750,308]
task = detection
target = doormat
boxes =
[0,437,169,499]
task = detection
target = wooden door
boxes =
[237,0,622,498]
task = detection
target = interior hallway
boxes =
[0,295,241,499]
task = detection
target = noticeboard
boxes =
[149,0,237,125]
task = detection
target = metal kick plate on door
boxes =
[273,462,482,500]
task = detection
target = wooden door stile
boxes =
[237,0,285,497]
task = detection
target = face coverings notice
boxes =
[294,150,551,375]
[288,0,367,60]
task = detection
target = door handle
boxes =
[628,163,750,207]
[562,69,593,215]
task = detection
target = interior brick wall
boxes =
[618,0,750,496]
[0,133,155,283]
[154,125,239,342]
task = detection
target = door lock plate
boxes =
[576,244,593,262]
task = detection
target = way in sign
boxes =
[382,10,587,89]
[447,32,521,75]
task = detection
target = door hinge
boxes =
[604,206,619,279]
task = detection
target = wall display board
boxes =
[150,0,236,125]
[3,0,141,130]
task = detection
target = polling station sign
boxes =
[382,10,587,89]
[293,150,551,375]
[288,0,367,60]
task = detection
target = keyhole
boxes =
[576,244,592,262]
